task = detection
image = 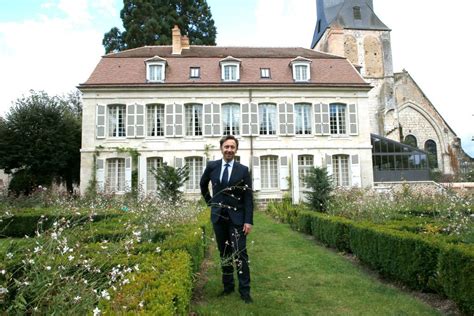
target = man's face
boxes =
[221,139,237,162]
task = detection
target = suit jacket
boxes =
[200,159,253,225]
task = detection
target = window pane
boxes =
[185,104,203,136]
[259,104,276,135]
[108,105,125,137]
[147,157,163,192]
[222,104,240,135]
[147,104,164,136]
[295,103,311,134]
[261,156,278,189]
[106,158,125,192]
[330,104,346,135]
[298,155,313,189]
[185,157,203,190]
[332,155,349,186]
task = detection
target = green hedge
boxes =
[100,250,193,315]
[348,223,440,291]
[266,203,474,314]
[438,244,474,315]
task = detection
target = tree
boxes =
[0,90,82,195]
[151,163,189,203]
[303,167,333,212]
[103,0,217,53]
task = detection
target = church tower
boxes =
[311,0,396,137]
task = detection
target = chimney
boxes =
[172,25,182,55]
[181,35,190,50]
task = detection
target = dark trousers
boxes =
[213,212,250,296]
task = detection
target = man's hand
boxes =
[243,223,252,235]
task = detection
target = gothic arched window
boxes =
[424,140,438,168]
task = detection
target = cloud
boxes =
[92,0,118,16]
[0,0,105,115]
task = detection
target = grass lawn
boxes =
[191,212,441,316]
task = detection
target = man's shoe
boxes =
[218,289,234,297]
[240,294,253,304]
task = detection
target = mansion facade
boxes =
[79,26,373,201]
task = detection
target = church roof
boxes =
[311,0,390,48]
[80,46,369,88]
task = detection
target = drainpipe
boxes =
[249,89,254,171]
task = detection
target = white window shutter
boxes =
[351,154,361,187]
[125,157,132,192]
[135,104,145,138]
[96,158,105,191]
[241,103,251,136]
[349,104,358,135]
[321,103,330,135]
[252,156,261,191]
[174,104,184,137]
[126,104,136,138]
[165,104,174,137]
[138,155,147,194]
[212,103,221,135]
[250,103,259,135]
[325,154,333,177]
[314,103,322,135]
[175,157,185,192]
[204,103,213,136]
[279,156,289,190]
[96,104,106,139]
[291,153,300,204]
[286,103,295,135]
[279,103,287,135]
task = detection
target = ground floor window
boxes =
[261,155,279,189]
[106,158,125,192]
[298,155,313,189]
[146,157,163,192]
[332,155,349,187]
[185,157,203,191]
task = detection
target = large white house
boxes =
[79,26,373,202]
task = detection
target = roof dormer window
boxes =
[220,56,241,82]
[290,57,312,82]
[353,6,361,20]
[145,56,167,83]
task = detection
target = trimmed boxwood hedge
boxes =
[266,203,474,315]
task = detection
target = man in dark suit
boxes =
[200,135,254,303]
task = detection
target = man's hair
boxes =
[219,135,239,149]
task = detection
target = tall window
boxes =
[298,155,313,189]
[147,104,164,137]
[222,103,240,135]
[330,103,347,135]
[185,157,203,191]
[261,155,279,189]
[294,65,308,81]
[295,103,312,134]
[146,157,163,192]
[259,103,276,135]
[332,155,349,187]
[185,104,203,136]
[108,104,126,137]
[222,64,238,81]
[106,158,125,192]
[424,140,438,168]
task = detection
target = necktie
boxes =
[222,163,230,186]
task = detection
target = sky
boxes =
[0,0,473,156]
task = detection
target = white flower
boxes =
[139,301,144,308]
[93,307,101,316]
[0,270,5,275]
[101,290,111,300]
[122,278,130,285]
[46,266,51,271]
[68,255,75,261]
[155,247,161,253]
[74,296,81,302]
[0,287,8,294]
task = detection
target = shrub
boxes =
[438,244,474,315]
[150,163,189,203]
[303,166,333,212]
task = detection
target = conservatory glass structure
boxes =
[371,134,430,182]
